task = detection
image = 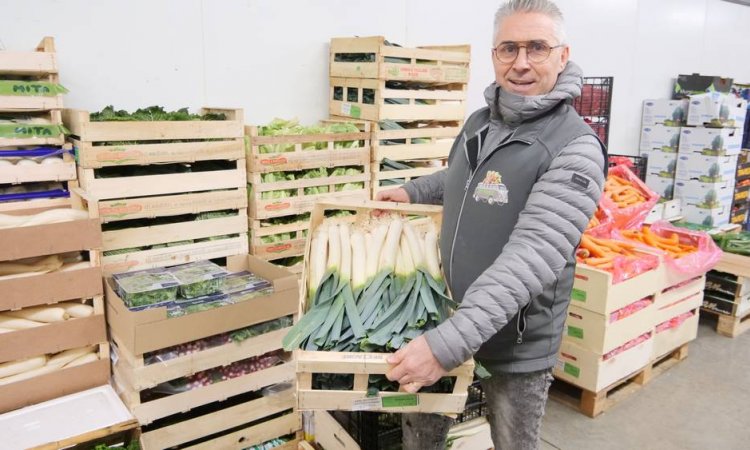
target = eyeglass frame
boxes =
[491,40,566,64]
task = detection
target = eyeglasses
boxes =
[492,41,565,63]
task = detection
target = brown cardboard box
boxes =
[106,254,298,356]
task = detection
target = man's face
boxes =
[492,12,569,96]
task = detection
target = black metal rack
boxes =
[572,77,614,147]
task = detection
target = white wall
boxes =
[1,0,749,155]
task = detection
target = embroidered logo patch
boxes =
[473,170,508,205]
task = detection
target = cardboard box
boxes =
[678,127,743,157]
[563,303,654,355]
[642,100,689,127]
[644,174,675,200]
[570,257,661,316]
[645,203,665,223]
[731,206,748,225]
[674,74,733,99]
[645,150,678,177]
[675,153,738,183]
[663,198,682,219]
[680,204,730,227]
[653,310,698,360]
[674,179,736,209]
[105,254,298,356]
[686,92,747,128]
[639,125,681,154]
[554,336,654,392]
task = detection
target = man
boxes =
[377,1,607,449]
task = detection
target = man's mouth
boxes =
[510,80,535,86]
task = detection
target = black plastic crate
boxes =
[573,77,614,147]
[608,154,648,182]
[334,381,487,450]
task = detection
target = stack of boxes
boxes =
[328,36,470,197]
[731,150,750,228]
[641,90,747,227]
[0,37,75,212]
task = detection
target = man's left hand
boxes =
[385,335,447,393]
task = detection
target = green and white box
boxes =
[642,99,689,126]
[639,125,681,154]
[674,179,735,209]
[678,126,742,157]
[675,153,738,182]
[687,92,747,128]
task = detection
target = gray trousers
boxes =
[402,369,554,450]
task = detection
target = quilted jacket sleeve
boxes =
[424,135,606,371]
[402,169,448,205]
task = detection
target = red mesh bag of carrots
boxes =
[576,234,659,284]
[616,220,722,278]
[585,206,614,238]
[600,165,660,230]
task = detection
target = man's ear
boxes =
[559,46,570,73]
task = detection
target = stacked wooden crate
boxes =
[328,36,469,197]
[0,37,75,212]
[553,245,705,417]
[0,209,108,414]
[106,254,303,449]
[703,252,750,337]
[63,107,248,275]
[244,122,371,272]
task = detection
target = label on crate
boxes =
[352,397,383,411]
[266,243,293,253]
[563,363,581,378]
[571,288,587,302]
[566,326,584,339]
[341,103,361,119]
[264,202,292,212]
[100,202,144,219]
[260,156,289,166]
[95,148,145,165]
[381,394,419,408]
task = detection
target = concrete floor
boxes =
[540,315,750,450]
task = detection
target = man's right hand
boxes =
[376,187,410,203]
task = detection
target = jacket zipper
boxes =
[516,304,530,344]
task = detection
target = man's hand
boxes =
[385,335,447,393]
[376,187,410,203]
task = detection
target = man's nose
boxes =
[513,47,531,70]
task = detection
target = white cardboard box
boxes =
[554,336,654,392]
[645,150,678,176]
[644,173,675,199]
[645,203,666,223]
[662,198,682,219]
[563,303,655,355]
[680,204,730,227]
[642,99,689,126]
[687,92,748,128]
[674,179,736,208]
[678,126,743,157]
[675,153,738,183]
[639,125,681,154]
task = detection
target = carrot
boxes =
[580,235,608,258]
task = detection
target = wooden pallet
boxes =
[0,110,65,148]
[700,307,750,338]
[0,144,76,184]
[76,158,247,200]
[329,78,467,122]
[371,161,446,197]
[245,122,370,173]
[550,344,689,418]
[330,36,470,84]
[250,219,309,261]
[248,169,370,220]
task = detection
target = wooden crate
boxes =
[29,420,140,450]
[330,36,470,84]
[76,158,247,201]
[571,256,662,316]
[247,169,370,220]
[371,161,446,197]
[245,122,370,173]
[563,302,655,355]
[551,343,688,418]
[371,121,460,162]
[329,78,467,122]
[0,144,76,185]
[141,399,300,450]
[0,90,64,112]
[0,110,65,148]
[295,199,474,414]
[250,219,309,261]
[0,37,57,76]
[62,107,243,145]
[654,309,699,359]
[0,195,70,214]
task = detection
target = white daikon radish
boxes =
[0,159,13,166]
[60,302,94,318]
[46,346,95,369]
[41,156,64,165]
[6,306,69,323]
[0,315,45,329]
[0,364,57,386]
[15,159,38,166]
[0,355,47,378]
[0,255,63,276]
[62,352,98,368]
[0,208,88,230]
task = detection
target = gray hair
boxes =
[493,0,567,45]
